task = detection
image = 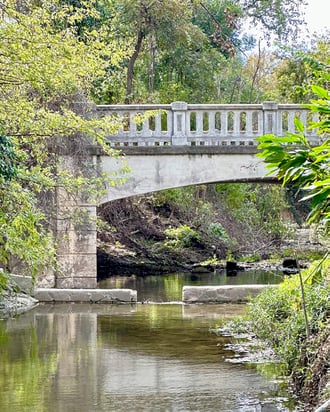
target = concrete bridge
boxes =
[42,102,319,290]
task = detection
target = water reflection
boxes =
[98,270,284,302]
[0,303,294,411]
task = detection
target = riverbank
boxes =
[216,313,330,412]
[0,289,38,319]
[225,257,330,412]
[97,194,326,279]
[0,271,38,318]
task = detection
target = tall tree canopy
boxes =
[86,0,309,104]
[0,0,125,276]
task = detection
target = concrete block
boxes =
[33,288,137,303]
[8,274,34,294]
[56,229,96,254]
[182,285,275,303]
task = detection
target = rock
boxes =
[282,258,299,275]
[182,284,275,303]
[0,291,38,318]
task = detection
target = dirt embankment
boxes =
[97,196,222,277]
[96,194,324,278]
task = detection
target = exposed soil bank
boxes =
[97,195,325,278]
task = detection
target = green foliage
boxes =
[0,271,9,294]
[0,135,21,181]
[256,85,330,233]
[0,0,126,279]
[246,258,330,371]
[164,225,201,249]
[208,223,229,243]
[216,183,290,246]
[241,0,306,41]
[275,40,330,103]
[0,180,55,278]
[240,253,262,263]
[98,0,307,104]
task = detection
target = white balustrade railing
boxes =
[96,101,319,147]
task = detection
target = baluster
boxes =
[246,111,253,135]
[288,111,295,133]
[129,111,137,137]
[155,112,162,135]
[277,110,284,136]
[262,102,278,135]
[233,111,240,137]
[300,111,307,132]
[196,111,203,135]
[171,102,188,145]
[208,111,216,137]
[142,116,151,137]
[167,111,172,138]
[221,111,228,139]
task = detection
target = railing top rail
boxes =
[96,102,309,112]
[186,103,263,110]
[97,104,172,111]
[277,103,309,110]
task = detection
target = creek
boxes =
[98,268,285,302]
[0,270,297,411]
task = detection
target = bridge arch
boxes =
[99,147,275,204]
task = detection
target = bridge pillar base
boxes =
[56,277,97,289]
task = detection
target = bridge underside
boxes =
[100,147,276,203]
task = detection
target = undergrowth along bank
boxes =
[241,257,330,411]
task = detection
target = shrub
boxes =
[246,257,330,372]
[208,222,229,242]
[164,225,201,249]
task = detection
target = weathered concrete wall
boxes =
[182,285,275,303]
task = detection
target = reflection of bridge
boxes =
[43,102,319,289]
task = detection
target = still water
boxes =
[98,269,285,302]
[0,271,295,412]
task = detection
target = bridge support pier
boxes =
[55,155,97,289]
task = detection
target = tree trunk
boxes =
[126,30,145,103]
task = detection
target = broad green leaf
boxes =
[312,85,330,100]
[294,118,305,133]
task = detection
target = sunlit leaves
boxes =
[0,0,125,279]
[256,86,330,232]
[0,180,56,277]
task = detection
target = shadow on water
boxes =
[0,303,296,411]
[98,269,285,302]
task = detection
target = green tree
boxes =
[100,0,244,103]
[275,39,330,102]
[0,0,124,279]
